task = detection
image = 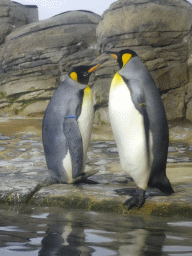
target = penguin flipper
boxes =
[63,118,84,179]
[124,79,151,166]
[123,188,146,210]
[121,74,150,156]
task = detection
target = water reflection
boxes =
[0,206,192,256]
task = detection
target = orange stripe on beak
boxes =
[88,63,100,73]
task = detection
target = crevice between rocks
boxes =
[25,183,44,204]
[8,23,98,41]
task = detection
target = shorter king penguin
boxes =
[106,49,174,210]
[42,59,107,184]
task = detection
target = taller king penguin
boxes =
[42,59,107,184]
[107,49,174,210]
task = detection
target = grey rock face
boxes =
[0,0,38,44]
[0,0,192,123]
[0,10,101,117]
[94,0,192,122]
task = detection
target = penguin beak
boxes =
[106,51,118,60]
[88,58,109,73]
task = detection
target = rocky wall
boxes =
[94,0,192,123]
[0,0,38,45]
[0,10,101,116]
[1,0,192,123]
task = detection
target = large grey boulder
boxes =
[0,10,101,116]
[0,0,38,45]
[1,0,192,122]
[94,0,192,122]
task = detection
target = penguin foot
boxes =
[74,169,99,184]
[123,188,146,210]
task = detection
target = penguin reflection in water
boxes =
[107,49,174,210]
[42,59,107,184]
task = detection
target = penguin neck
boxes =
[83,85,92,101]
[65,75,87,90]
[84,85,91,93]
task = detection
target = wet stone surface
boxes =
[0,119,192,216]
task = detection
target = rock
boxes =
[107,141,116,145]
[108,147,118,153]
[94,107,110,125]
[168,147,177,153]
[167,157,178,163]
[0,0,38,44]
[186,100,192,122]
[92,149,102,153]
[93,0,192,123]
[93,144,108,148]
[1,0,192,123]
[0,10,101,117]
[17,148,26,152]
[161,87,186,120]
[94,160,109,165]
[112,175,128,183]
[20,100,50,117]
[0,135,11,140]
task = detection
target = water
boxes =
[0,205,192,256]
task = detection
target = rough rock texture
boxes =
[0,0,38,45]
[94,0,192,122]
[0,118,192,217]
[1,0,192,122]
[0,10,101,116]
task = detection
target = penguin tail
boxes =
[148,174,174,195]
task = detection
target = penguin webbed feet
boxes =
[123,187,146,210]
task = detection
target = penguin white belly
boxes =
[78,86,94,171]
[109,73,151,190]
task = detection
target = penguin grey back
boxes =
[42,76,85,183]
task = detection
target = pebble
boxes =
[97,166,107,173]
[107,141,116,145]
[13,162,34,168]
[93,141,103,144]
[0,147,6,151]
[94,160,108,165]
[167,158,178,163]
[0,141,9,145]
[92,149,102,153]
[178,157,191,162]
[107,148,118,153]
[93,144,108,148]
[0,161,12,167]
[167,157,191,163]
[112,176,128,183]
[20,134,36,139]
[17,148,26,152]
[99,180,110,184]
[168,147,177,152]
[0,135,11,140]
[17,140,31,145]
[31,148,41,152]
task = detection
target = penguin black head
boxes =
[106,49,137,69]
[69,59,108,85]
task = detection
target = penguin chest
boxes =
[109,73,151,190]
[77,86,94,167]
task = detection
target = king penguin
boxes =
[106,49,174,210]
[42,59,107,184]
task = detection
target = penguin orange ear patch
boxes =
[70,72,78,82]
[110,54,118,60]
[122,53,132,67]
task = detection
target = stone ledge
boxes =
[0,118,192,218]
